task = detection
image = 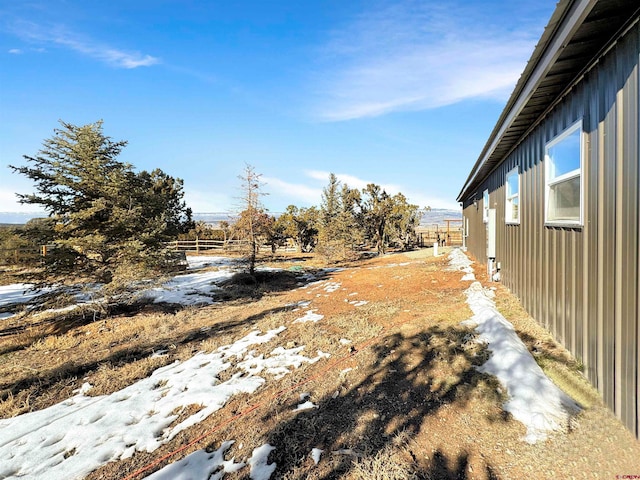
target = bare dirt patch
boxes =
[1,248,638,479]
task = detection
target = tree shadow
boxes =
[0,304,293,407]
[515,330,582,370]
[213,270,330,302]
[245,325,502,478]
[425,449,500,480]
[0,269,333,353]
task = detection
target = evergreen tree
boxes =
[274,205,319,252]
[361,183,393,254]
[387,193,420,250]
[317,174,363,262]
[360,185,419,254]
[9,120,193,286]
[336,184,363,252]
[320,173,340,234]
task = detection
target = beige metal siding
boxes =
[462,22,639,437]
[462,197,488,264]
[617,29,639,434]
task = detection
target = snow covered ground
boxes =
[0,283,53,309]
[0,326,329,480]
[0,256,250,319]
[0,255,344,480]
[0,250,582,479]
[448,250,580,443]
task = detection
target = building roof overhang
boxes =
[457,0,640,203]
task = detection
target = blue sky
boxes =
[0,0,556,214]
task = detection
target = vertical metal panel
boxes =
[585,70,600,389]
[534,130,544,324]
[462,196,486,264]
[617,26,639,436]
[458,21,639,437]
[596,79,607,395]
[601,52,617,410]
[637,60,640,436]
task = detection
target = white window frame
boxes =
[482,189,489,223]
[544,120,584,226]
[505,167,520,225]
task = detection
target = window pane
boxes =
[548,175,580,221]
[509,196,519,221]
[507,171,519,196]
[548,128,580,179]
[483,189,489,222]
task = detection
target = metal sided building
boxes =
[457,0,640,437]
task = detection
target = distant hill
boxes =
[0,208,462,228]
[192,212,236,224]
[193,209,462,227]
[419,208,462,227]
[0,212,46,225]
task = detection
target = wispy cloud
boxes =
[263,176,323,206]
[313,2,540,121]
[184,190,233,213]
[0,189,43,213]
[8,48,23,54]
[306,170,401,193]
[304,170,457,209]
[9,21,159,68]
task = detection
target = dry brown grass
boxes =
[490,281,598,409]
[2,248,640,480]
[348,432,419,480]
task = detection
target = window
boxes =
[545,121,583,225]
[482,189,489,223]
[505,167,520,224]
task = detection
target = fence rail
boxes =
[0,247,41,265]
[2,230,460,266]
[416,226,463,247]
[165,239,298,254]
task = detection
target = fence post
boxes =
[196,237,200,254]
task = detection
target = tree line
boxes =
[218,169,422,270]
[6,121,423,288]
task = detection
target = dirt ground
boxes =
[1,247,639,479]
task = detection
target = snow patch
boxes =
[322,282,341,293]
[0,326,316,480]
[311,448,323,465]
[0,283,50,307]
[293,310,324,323]
[294,400,318,411]
[248,444,276,480]
[146,441,245,480]
[143,270,230,305]
[237,346,329,380]
[446,248,474,276]
[448,250,580,443]
[348,300,368,307]
[186,255,236,271]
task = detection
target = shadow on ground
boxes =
[0,304,296,401]
[226,325,505,479]
[0,269,332,353]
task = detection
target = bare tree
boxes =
[235,163,268,275]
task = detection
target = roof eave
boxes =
[457,0,596,202]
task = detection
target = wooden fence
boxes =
[2,229,462,266]
[165,239,298,254]
[0,247,41,265]
[416,220,463,247]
